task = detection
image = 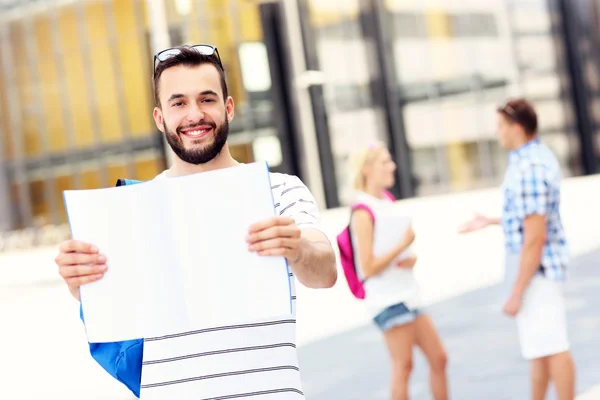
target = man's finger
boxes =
[60,264,108,279]
[57,253,105,267]
[257,247,291,258]
[59,240,99,254]
[66,273,105,287]
[247,225,300,243]
[248,217,294,233]
[249,238,296,252]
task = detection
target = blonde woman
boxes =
[349,142,449,400]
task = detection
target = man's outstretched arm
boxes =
[290,227,337,289]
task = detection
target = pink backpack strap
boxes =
[351,203,375,222]
[382,190,396,202]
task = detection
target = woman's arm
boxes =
[353,209,415,279]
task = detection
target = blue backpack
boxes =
[80,178,144,398]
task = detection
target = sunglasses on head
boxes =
[499,102,518,120]
[153,44,223,78]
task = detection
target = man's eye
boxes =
[172,102,183,107]
[202,99,213,103]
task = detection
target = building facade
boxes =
[0,0,599,232]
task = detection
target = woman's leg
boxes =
[383,321,417,400]
[414,314,449,400]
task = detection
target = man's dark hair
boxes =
[152,46,228,107]
[497,98,538,136]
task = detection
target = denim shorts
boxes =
[373,302,421,332]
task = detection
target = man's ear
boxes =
[153,107,165,132]
[225,96,235,123]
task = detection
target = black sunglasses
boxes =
[153,44,223,78]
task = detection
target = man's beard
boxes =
[164,115,229,165]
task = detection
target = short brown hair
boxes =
[497,98,538,136]
[152,46,228,107]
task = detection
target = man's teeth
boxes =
[186,129,207,137]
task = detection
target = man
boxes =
[54,44,337,398]
[459,98,576,400]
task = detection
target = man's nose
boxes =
[187,104,204,122]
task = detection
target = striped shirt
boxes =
[500,138,569,281]
[140,171,321,399]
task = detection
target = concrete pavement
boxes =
[297,246,600,400]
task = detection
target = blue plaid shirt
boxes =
[501,137,569,281]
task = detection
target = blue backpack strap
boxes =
[116,178,143,187]
[80,306,143,397]
[80,176,145,397]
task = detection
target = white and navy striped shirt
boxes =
[140,171,321,400]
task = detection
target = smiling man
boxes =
[54,44,337,398]
[459,98,576,400]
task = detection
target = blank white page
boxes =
[167,162,292,330]
[65,180,187,343]
[63,162,292,343]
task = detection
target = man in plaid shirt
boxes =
[459,98,576,400]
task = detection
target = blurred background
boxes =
[2,0,600,243]
[1,1,600,399]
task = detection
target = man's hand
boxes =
[246,217,302,262]
[54,240,108,301]
[502,293,522,317]
[458,213,495,234]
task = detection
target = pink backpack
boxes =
[336,190,395,300]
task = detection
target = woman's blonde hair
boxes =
[350,141,387,191]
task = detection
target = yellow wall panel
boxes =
[107,162,128,185]
[426,9,451,38]
[113,0,154,138]
[10,22,41,157]
[85,1,122,143]
[238,2,262,42]
[307,0,359,27]
[33,14,68,153]
[53,174,73,223]
[81,169,101,190]
[58,7,95,148]
[135,156,162,181]
[28,179,48,220]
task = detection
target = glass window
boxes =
[308,3,389,205]
[391,13,428,38]
[450,13,498,37]
[516,36,558,72]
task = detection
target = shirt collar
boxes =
[509,137,540,163]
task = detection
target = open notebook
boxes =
[63,162,292,343]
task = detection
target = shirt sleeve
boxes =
[512,162,550,219]
[275,175,322,230]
